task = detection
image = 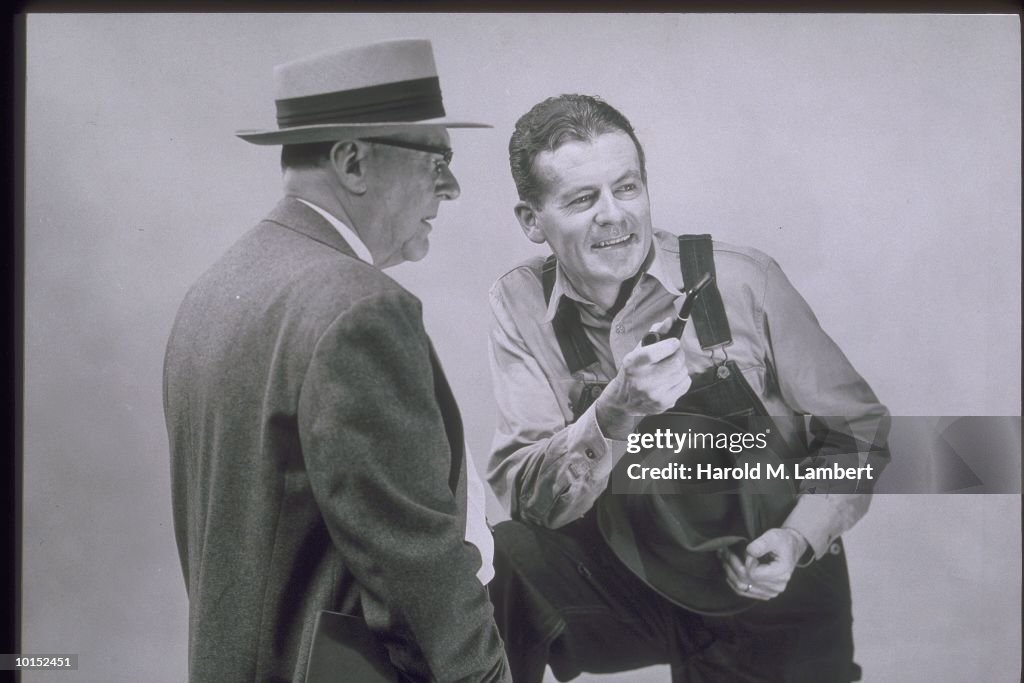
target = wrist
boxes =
[593,392,639,440]
[782,526,810,559]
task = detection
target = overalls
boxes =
[489,236,860,682]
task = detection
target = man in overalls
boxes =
[486,94,890,682]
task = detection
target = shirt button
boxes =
[585,448,596,459]
[829,542,842,556]
[614,324,624,334]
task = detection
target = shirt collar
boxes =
[646,231,686,297]
[542,231,684,322]
[296,198,374,264]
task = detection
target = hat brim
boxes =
[236,119,491,145]
[595,411,797,616]
[597,491,758,616]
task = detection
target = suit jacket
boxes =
[164,197,509,682]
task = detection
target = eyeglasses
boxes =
[360,137,454,172]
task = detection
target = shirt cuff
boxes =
[782,495,840,563]
[567,402,627,482]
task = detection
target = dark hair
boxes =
[280,141,337,171]
[508,94,647,206]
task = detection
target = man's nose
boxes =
[435,163,461,200]
[594,192,624,225]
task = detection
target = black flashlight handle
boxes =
[641,272,714,346]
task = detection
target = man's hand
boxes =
[720,528,809,600]
[594,317,692,439]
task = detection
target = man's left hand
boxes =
[720,528,808,601]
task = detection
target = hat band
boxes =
[275,77,445,127]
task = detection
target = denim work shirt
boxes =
[487,231,890,561]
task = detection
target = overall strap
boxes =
[541,254,557,303]
[542,235,733,373]
[677,234,732,350]
[542,255,598,374]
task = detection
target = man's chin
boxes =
[591,249,645,279]
[402,238,431,263]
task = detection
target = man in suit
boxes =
[163,40,510,682]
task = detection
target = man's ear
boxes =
[514,201,546,244]
[329,141,369,195]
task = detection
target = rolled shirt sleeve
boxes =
[487,279,624,529]
[759,256,890,560]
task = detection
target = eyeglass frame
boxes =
[360,137,454,169]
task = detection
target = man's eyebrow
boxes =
[556,169,642,200]
[615,168,643,184]
[556,182,598,200]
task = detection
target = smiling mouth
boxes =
[592,234,634,249]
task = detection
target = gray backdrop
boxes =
[23,13,1021,682]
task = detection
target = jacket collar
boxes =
[261,195,359,260]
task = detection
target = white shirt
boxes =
[463,445,495,585]
[297,197,495,584]
[296,198,374,264]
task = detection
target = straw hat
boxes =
[237,39,490,145]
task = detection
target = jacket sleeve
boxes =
[298,289,510,683]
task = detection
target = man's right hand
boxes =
[594,316,692,440]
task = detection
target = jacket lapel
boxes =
[427,343,464,497]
